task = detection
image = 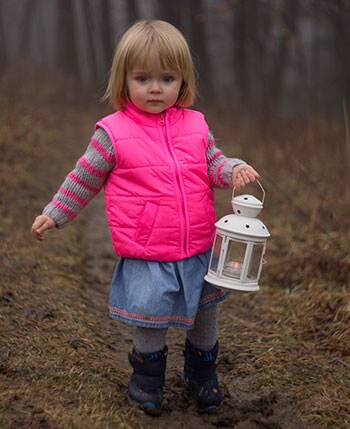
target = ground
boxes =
[0,69,349,428]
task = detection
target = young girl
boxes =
[31,20,259,416]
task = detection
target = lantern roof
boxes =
[232,194,263,218]
[215,214,270,238]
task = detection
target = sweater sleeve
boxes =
[43,128,116,228]
[206,131,245,189]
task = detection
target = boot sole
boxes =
[128,396,162,417]
[183,380,221,413]
[198,403,220,414]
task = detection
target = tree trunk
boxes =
[99,0,114,66]
[155,1,182,28]
[82,0,98,83]
[185,0,212,102]
[232,0,248,109]
[323,0,350,109]
[270,0,299,111]
[0,1,6,74]
[18,0,34,58]
[56,0,79,77]
[127,0,139,24]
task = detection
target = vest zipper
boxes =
[159,112,189,256]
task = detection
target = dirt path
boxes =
[82,194,303,429]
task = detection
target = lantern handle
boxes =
[232,180,265,204]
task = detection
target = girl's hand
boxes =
[232,164,260,190]
[31,215,56,241]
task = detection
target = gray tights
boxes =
[133,304,218,353]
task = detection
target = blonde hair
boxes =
[104,20,197,109]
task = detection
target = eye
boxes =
[136,75,148,83]
[163,76,175,83]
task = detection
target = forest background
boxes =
[1,0,350,115]
[0,1,349,428]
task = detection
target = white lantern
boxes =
[205,181,270,292]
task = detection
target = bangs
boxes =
[127,36,182,73]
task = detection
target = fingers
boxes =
[31,215,56,241]
[232,164,261,189]
[34,232,45,241]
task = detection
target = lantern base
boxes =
[204,273,259,292]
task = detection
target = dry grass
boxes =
[1,67,349,428]
[208,108,350,428]
[0,69,138,428]
[219,278,350,428]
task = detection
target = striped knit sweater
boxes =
[43,128,244,228]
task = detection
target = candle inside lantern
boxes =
[223,260,242,278]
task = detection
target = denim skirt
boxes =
[109,250,229,329]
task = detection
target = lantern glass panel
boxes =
[247,243,264,280]
[209,234,223,273]
[223,240,247,279]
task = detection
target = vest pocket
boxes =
[134,201,159,247]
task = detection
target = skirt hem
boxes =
[109,291,229,329]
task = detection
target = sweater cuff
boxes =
[43,204,71,229]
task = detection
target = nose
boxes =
[149,80,161,93]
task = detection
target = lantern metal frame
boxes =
[204,181,270,292]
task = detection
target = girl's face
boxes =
[127,65,183,114]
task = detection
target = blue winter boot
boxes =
[183,339,222,411]
[128,345,168,416]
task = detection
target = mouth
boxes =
[148,100,163,103]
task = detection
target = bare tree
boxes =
[309,2,322,116]
[230,0,300,113]
[127,0,139,24]
[322,0,350,107]
[185,0,212,101]
[251,3,273,113]
[56,0,79,77]
[231,0,249,109]
[18,0,34,58]
[81,0,98,83]
[270,0,300,110]
[99,0,114,76]
[155,0,182,28]
[0,1,6,74]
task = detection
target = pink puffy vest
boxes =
[95,103,216,262]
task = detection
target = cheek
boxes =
[127,86,139,100]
